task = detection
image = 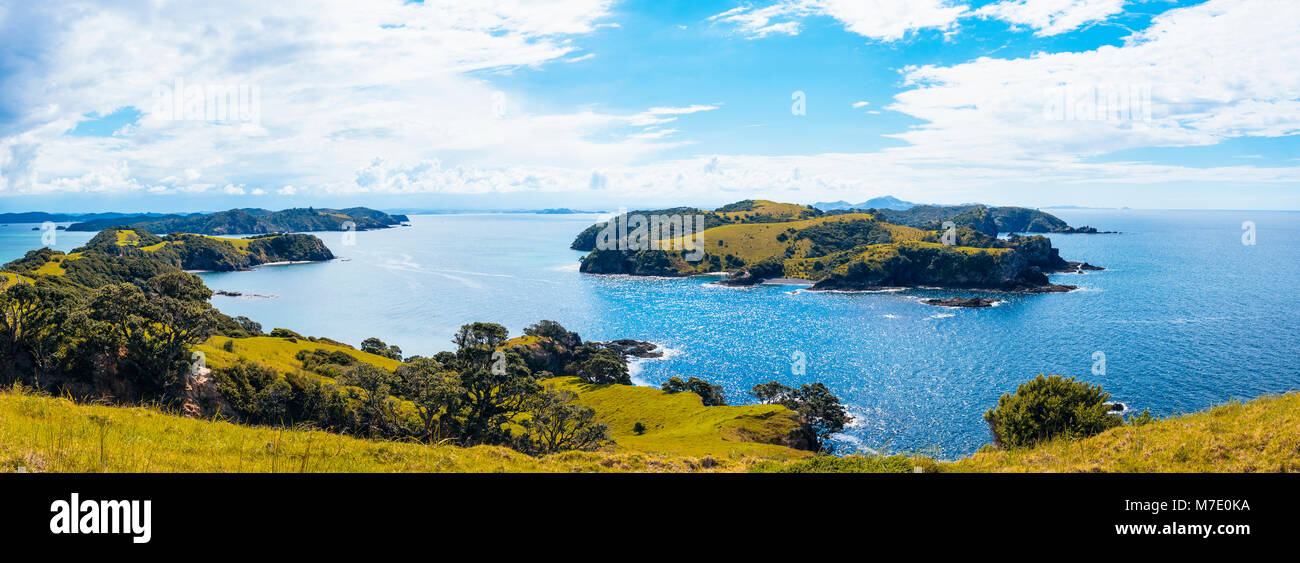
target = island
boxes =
[65,206,408,234]
[4,227,334,284]
[571,200,1102,294]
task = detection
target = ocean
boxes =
[4,208,1298,457]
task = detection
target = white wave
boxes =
[926,313,956,320]
[626,343,682,387]
[882,314,900,319]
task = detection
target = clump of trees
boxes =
[983,374,1122,448]
[360,337,403,361]
[1,270,218,400]
[751,381,852,452]
[662,376,727,406]
[214,321,613,454]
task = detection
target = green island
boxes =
[65,206,408,234]
[1,214,1294,473]
[572,200,1101,292]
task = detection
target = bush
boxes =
[983,374,1122,449]
[632,422,646,435]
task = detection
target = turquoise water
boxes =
[3,210,1298,457]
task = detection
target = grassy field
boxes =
[31,252,82,276]
[946,392,1300,473]
[191,336,806,460]
[677,213,876,267]
[0,272,33,289]
[0,387,761,473]
[195,335,405,374]
[548,377,809,460]
[2,383,1295,473]
[714,200,817,222]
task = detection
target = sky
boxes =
[0,0,1297,213]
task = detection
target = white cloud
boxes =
[976,0,1126,36]
[626,105,720,127]
[709,0,968,41]
[852,101,870,108]
[0,0,701,195]
[884,0,1300,164]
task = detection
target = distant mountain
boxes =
[871,204,1109,234]
[0,212,183,223]
[812,196,917,211]
[383,208,606,215]
[66,207,408,234]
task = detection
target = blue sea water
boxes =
[2,210,1297,457]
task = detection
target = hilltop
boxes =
[66,207,408,234]
[572,199,1095,293]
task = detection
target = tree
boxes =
[662,376,727,406]
[360,337,402,361]
[233,316,262,335]
[983,374,1121,449]
[396,357,463,442]
[751,381,851,452]
[750,381,793,405]
[340,363,402,438]
[0,283,78,386]
[516,388,611,455]
[449,322,540,445]
[523,320,581,348]
[567,349,630,385]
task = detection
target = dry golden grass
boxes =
[0,387,766,473]
[948,393,1300,473]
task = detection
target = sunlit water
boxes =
[3,209,1298,457]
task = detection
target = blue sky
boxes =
[0,0,1297,212]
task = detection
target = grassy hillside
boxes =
[4,382,1294,473]
[196,335,404,374]
[946,392,1300,473]
[0,388,754,473]
[548,377,809,460]
[193,336,807,459]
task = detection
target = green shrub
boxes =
[632,422,646,435]
[983,374,1122,448]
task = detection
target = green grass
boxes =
[946,392,1300,473]
[713,200,816,222]
[0,272,34,290]
[192,337,808,460]
[671,213,876,268]
[0,387,762,473]
[114,230,142,246]
[201,234,257,251]
[547,377,809,460]
[195,335,404,375]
